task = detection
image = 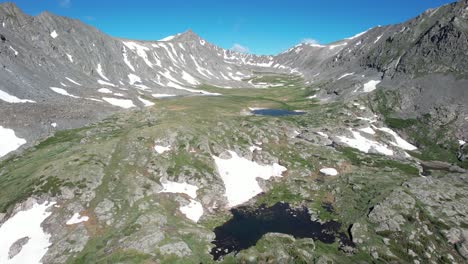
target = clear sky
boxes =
[2,0,457,55]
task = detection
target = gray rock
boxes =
[8,236,30,259]
[159,241,192,257]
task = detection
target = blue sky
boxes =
[3,0,456,54]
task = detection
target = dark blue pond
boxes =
[251,109,305,116]
[210,202,354,260]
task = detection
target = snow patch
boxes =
[9,46,18,56]
[159,35,174,41]
[0,201,56,264]
[138,97,154,107]
[50,30,58,39]
[375,127,417,151]
[50,87,79,98]
[97,88,113,94]
[66,213,89,225]
[180,200,203,222]
[123,41,153,68]
[181,71,199,85]
[122,46,135,72]
[128,74,142,85]
[97,80,116,87]
[213,151,287,207]
[154,145,171,154]
[320,168,338,176]
[337,72,354,80]
[362,80,381,92]
[374,34,383,44]
[0,126,27,157]
[102,97,135,109]
[65,77,81,86]
[249,146,262,152]
[0,90,35,103]
[96,64,109,81]
[66,54,73,63]
[159,180,199,199]
[338,129,394,156]
[359,127,376,135]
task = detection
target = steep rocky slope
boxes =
[0,1,467,263]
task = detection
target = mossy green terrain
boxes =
[0,74,466,263]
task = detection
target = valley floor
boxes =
[0,74,467,263]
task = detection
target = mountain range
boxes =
[0,1,467,263]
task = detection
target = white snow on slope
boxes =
[66,213,89,225]
[102,97,135,109]
[66,54,73,63]
[128,74,142,85]
[97,80,116,87]
[346,29,369,40]
[362,80,381,92]
[213,151,287,207]
[159,35,175,41]
[328,42,348,50]
[122,46,135,71]
[0,201,56,264]
[337,72,354,80]
[180,200,203,222]
[154,145,171,154]
[159,180,203,222]
[9,46,18,56]
[181,71,199,85]
[50,30,58,38]
[65,77,81,86]
[138,97,154,107]
[50,87,79,98]
[374,34,383,44]
[97,88,112,94]
[338,129,394,156]
[152,94,176,98]
[159,180,199,199]
[359,127,376,135]
[375,127,417,151]
[96,64,109,81]
[0,126,27,157]
[249,145,262,152]
[0,90,35,103]
[123,41,153,68]
[320,168,338,176]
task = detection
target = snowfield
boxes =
[138,97,155,106]
[0,201,56,264]
[154,144,171,154]
[50,30,58,38]
[0,126,27,157]
[159,180,203,222]
[320,168,338,176]
[376,127,417,151]
[159,180,199,199]
[66,213,89,225]
[0,90,35,103]
[179,200,203,222]
[338,129,394,156]
[362,80,381,92]
[213,151,287,207]
[50,87,79,98]
[102,97,135,109]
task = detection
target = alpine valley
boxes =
[0,1,468,263]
